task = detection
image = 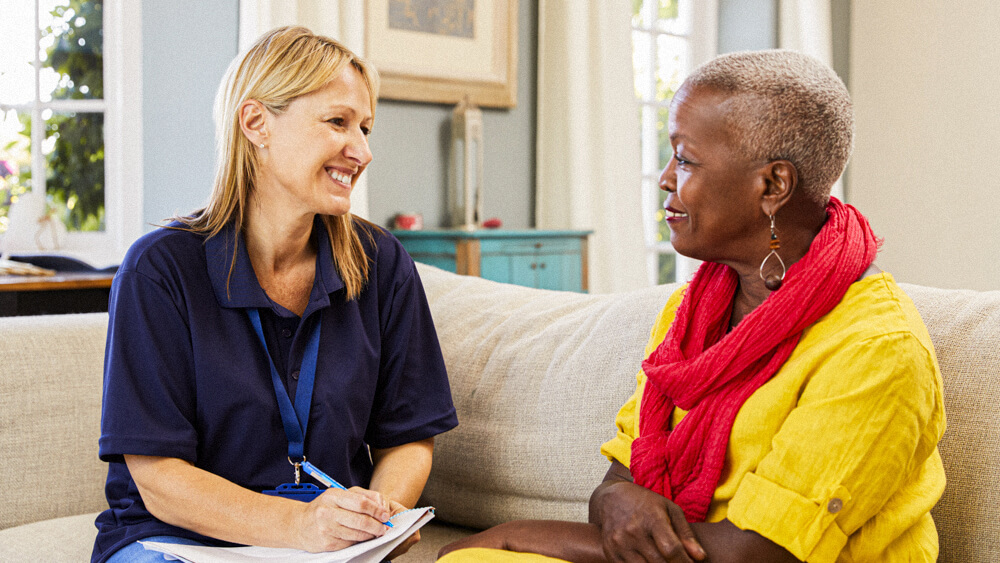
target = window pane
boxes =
[656,34,687,100]
[641,105,660,175]
[659,0,679,20]
[0,110,32,234]
[658,251,676,284]
[657,0,688,36]
[45,110,104,231]
[40,0,103,101]
[657,187,671,244]
[632,30,652,101]
[0,1,36,105]
[657,105,672,172]
[631,0,644,27]
[633,0,655,29]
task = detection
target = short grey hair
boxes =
[684,49,853,203]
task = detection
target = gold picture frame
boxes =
[365,0,518,108]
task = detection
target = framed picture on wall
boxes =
[365,0,518,108]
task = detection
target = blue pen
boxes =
[301,461,394,528]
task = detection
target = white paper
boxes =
[141,507,434,563]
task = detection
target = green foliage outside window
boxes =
[0,0,105,233]
[46,0,105,231]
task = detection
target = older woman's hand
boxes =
[590,461,706,563]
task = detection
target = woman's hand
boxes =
[590,461,705,563]
[294,486,392,553]
[384,499,421,560]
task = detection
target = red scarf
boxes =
[629,197,879,522]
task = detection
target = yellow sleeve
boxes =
[726,331,946,563]
[599,286,686,467]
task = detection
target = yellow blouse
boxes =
[600,273,946,562]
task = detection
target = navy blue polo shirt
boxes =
[92,218,458,563]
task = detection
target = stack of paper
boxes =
[141,507,435,563]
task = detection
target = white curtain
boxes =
[238,0,371,219]
[778,0,843,201]
[535,0,647,293]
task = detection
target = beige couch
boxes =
[1,264,998,562]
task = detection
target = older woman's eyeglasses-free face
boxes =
[660,84,771,269]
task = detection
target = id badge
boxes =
[262,483,323,502]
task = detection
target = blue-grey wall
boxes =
[718,0,777,52]
[366,0,538,229]
[716,0,851,85]
[139,1,847,232]
[141,1,536,232]
[142,0,239,228]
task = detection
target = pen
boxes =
[301,461,394,528]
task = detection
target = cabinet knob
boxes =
[530,263,537,270]
[540,263,546,269]
[534,242,543,249]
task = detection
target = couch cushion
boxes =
[900,283,1000,563]
[415,263,678,528]
[0,511,99,562]
[0,313,109,531]
[394,521,480,562]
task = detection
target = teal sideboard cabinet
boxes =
[392,229,593,293]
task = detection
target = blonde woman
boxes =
[93,26,457,563]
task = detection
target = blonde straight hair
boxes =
[176,26,381,300]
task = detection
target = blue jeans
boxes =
[105,535,211,562]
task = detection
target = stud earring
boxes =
[259,143,265,149]
[760,214,786,291]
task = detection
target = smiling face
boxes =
[255,64,374,219]
[660,84,771,266]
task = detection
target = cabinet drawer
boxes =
[479,237,582,255]
[397,238,458,256]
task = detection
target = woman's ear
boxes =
[238,100,269,148]
[761,160,797,215]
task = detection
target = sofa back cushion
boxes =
[900,283,1000,563]
[416,263,677,528]
[0,313,109,530]
[418,265,1000,563]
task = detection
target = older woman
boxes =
[438,50,945,562]
[92,27,458,563]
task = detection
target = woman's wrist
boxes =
[589,478,629,526]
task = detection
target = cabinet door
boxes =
[481,254,526,286]
[535,253,582,291]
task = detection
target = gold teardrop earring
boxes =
[760,214,786,291]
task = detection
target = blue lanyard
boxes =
[247,309,322,462]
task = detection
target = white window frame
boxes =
[634,0,716,285]
[0,0,142,267]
